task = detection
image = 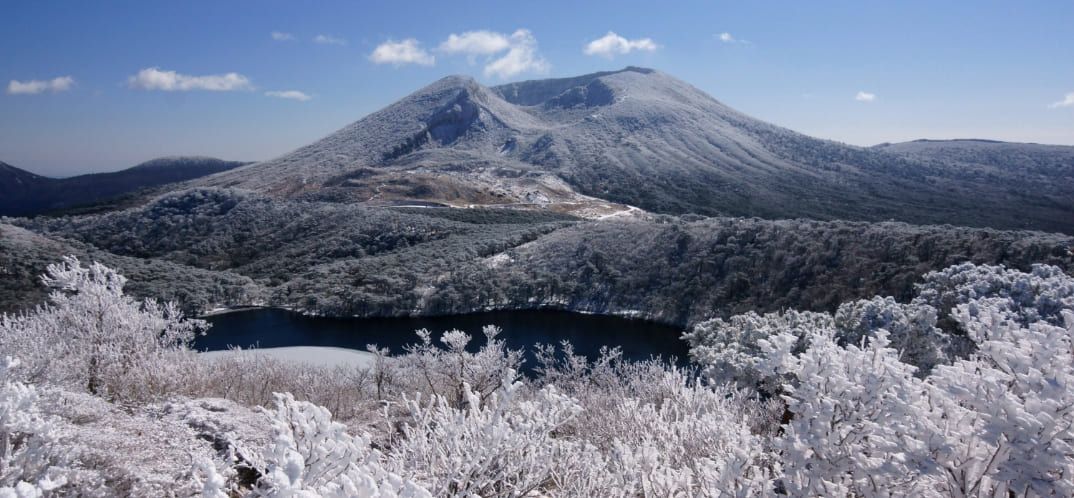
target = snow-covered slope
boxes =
[194,68,1074,233]
[874,139,1074,178]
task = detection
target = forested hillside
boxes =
[8,188,1072,324]
[0,223,262,315]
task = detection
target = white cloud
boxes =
[127,68,253,92]
[265,90,312,101]
[6,76,75,95]
[438,30,512,55]
[484,29,549,79]
[584,31,658,58]
[716,32,751,45]
[369,39,436,66]
[1049,92,1074,108]
[313,34,347,46]
[855,91,877,102]
[434,29,549,78]
[271,31,295,41]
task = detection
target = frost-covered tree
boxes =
[533,345,777,497]
[834,296,947,374]
[0,256,206,401]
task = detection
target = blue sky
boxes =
[2,1,1072,176]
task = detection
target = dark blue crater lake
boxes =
[196,308,689,369]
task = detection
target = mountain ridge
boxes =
[0,157,249,217]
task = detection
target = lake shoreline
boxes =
[198,303,682,328]
[195,308,690,372]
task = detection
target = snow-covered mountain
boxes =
[195,67,1074,233]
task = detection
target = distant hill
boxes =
[873,139,1074,180]
[0,157,248,217]
[193,67,1074,234]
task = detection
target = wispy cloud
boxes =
[265,90,312,101]
[7,76,75,95]
[583,32,658,58]
[438,30,512,55]
[369,39,435,66]
[716,32,751,45]
[271,31,295,41]
[313,34,347,46]
[1049,92,1074,108]
[127,68,253,92]
[483,29,549,79]
[855,91,877,102]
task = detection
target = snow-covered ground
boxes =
[201,346,377,369]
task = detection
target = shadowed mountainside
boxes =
[0,157,248,217]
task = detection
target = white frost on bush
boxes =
[2,257,1073,496]
[913,262,1074,326]
[250,392,431,498]
[834,296,947,374]
[0,256,206,402]
[0,357,71,496]
[683,310,832,389]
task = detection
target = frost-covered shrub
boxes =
[913,262,1074,327]
[834,296,947,374]
[0,257,206,402]
[192,350,380,424]
[759,329,942,496]
[0,358,73,496]
[389,371,580,497]
[925,305,1074,497]
[191,457,230,498]
[689,263,1074,388]
[533,345,777,497]
[249,392,430,498]
[587,372,774,497]
[759,265,1074,497]
[395,325,523,408]
[683,310,833,390]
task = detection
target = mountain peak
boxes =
[491,67,661,106]
[191,68,1074,234]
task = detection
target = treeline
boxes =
[8,188,1073,324]
[412,215,1074,325]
